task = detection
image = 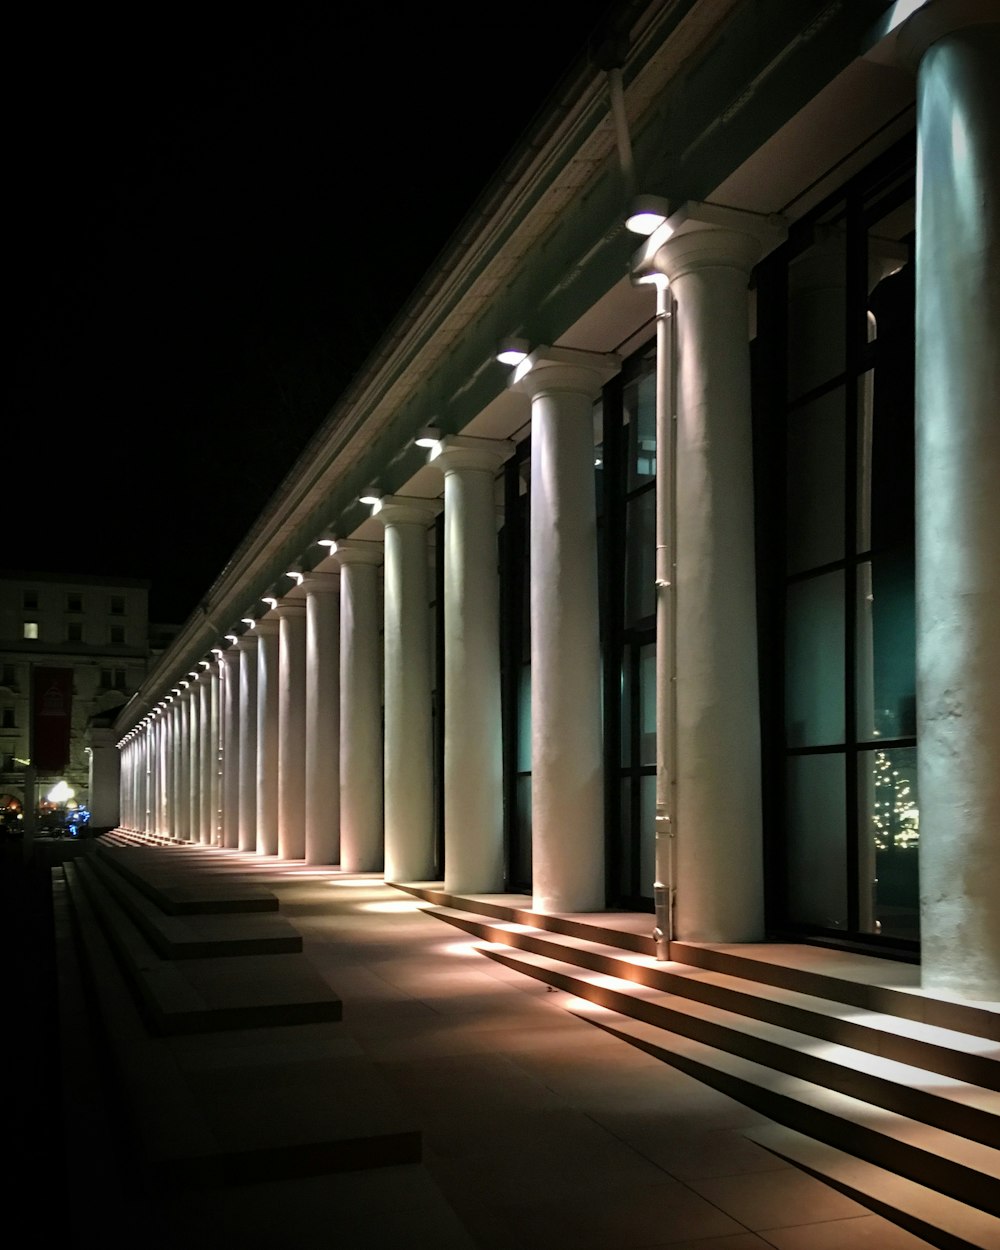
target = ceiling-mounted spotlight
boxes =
[496,336,530,366]
[262,596,278,610]
[625,194,672,236]
[358,487,381,507]
[414,425,441,448]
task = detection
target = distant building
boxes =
[0,571,152,832]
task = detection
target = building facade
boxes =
[110,1,1000,1000]
[0,571,151,831]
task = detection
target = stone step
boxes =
[481,942,1000,1226]
[67,858,342,1035]
[94,843,280,914]
[83,850,302,959]
[426,904,1000,1097]
[62,861,420,1186]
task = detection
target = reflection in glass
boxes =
[619,781,633,897]
[620,660,630,767]
[786,753,847,928]
[787,228,846,402]
[856,556,915,742]
[625,490,656,624]
[639,644,656,766]
[624,368,656,490]
[785,572,844,747]
[515,775,532,884]
[859,746,919,940]
[786,386,846,574]
[640,774,656,898]
[517,665,532,772]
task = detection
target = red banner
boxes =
[32,667,74,772]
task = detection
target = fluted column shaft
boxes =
[428,438,511,893]
[376,497,441,883]
[899,1,1000,998]
[649,220,772,942]
[304,572,340,865]
[255,616,281,856]
[277,599,308,860]
[337,542,384,873]
[512,349,618,913]
[238,635,259,852]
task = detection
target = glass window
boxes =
[859,745,919,940]
[639,643,656,767]
[785,752,847,929]
[110,626,125,645]
[787,227,847,401]
[625,489,656,625]
[1,708,15,729]
[786,385,845,574]
[67,622,83,643]
[785,572,845,747]
[23,622,38,640]
[67,592,83,613]
[110,594,125,615]
[624,369,656,490]
[23,590,38,610]
[1,665,15,687]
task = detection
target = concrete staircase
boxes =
[63,837,421,1190]
[395,883,1000,1250]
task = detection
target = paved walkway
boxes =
[50,849,937,1249]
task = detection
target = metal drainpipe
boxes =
[652,278,677,961]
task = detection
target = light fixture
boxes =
[262,596,278,609]
[212,648,223,658]
[225,634,239,644]
[414,425,441,448]
[358,487,381,507]
[317,538,338,551]
[625,194,671,236]
[241,617,256,628]
[496,336,530,366]
[285,570,304,585]
[180,680,190,689]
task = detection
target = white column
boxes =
[255,615,281,856]
[647,210,784,942]
[512,348,619,913]
[898,1,1000,999]
[375,496,441,883]
[277,599,308,860]
[303,572,340,866]
[237,634,259,852]
[220,647,240,849]
[428,436,512,893]
[176,690,191,841]
[337,540,384,873]
[198,671,213,845]
[187,684,200,842]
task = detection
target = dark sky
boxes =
[8,3,620,623]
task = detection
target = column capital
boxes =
[428,434,515,475]
[373,495,443,528]
[633,201,787,285]
[334,538,384,566]
[272,598,307,619]
[895,0,998,71]
[509,345,620,402]
[234,631,259,651]
[300,570,341,594]
[253,615,281,636]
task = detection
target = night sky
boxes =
[8,3,620,624]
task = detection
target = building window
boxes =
[67,622,84,643]
[67,592,83,612]
[23,590,38,610]
[100,667,128,691]
[110,626,125,646]
[754,133,917,951]
[1,708,15,729]
[110,594,125,615]
[1,664,15,688]
[23,622,38,640]
[1,752,15,771]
